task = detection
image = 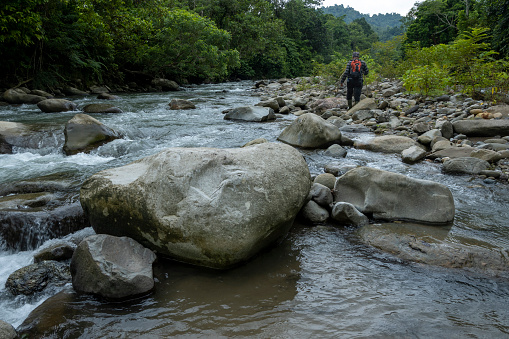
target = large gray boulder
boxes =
[224,106,276,122]
[277,113,342,148]
[37,99,77,113]
[70,234,156,299]
[442,157,490,174]
[452,119,509,137]
[355,135,425,154]
[333,167,455,224]
[63,113,120,155]
[80,143,311,269]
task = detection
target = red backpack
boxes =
[350,59,362,79]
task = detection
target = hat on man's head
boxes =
[352,51,360,58]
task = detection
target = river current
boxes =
[1,81,508,337]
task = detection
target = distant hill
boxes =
[321,4,405,41]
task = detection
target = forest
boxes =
[1,0,508,99]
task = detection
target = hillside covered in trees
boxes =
[321,4,404,41]
[1,0,508,100]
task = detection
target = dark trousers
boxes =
[347,80,362,102]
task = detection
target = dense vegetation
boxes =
[321,4,405,41]
[1,0,508,100]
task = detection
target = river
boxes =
[1,80,508,337]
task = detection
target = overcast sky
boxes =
[321,0,418,16]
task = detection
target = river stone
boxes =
[333,167,455,224]
[224,106,276,122]
[470,149,503,163]
[83,103,123,113]
[169,98,195,110]
[37,99,78,113]
[152,78,179,91]
[439,120,454,139]
[97,93,118,100]
[354,135,425,154]
[308,183,333,208]
[431,139,455,152]
[324,144,347,158]
[331,202,368,226]
[313,173,336,189]
[5,261,71,296]
[352,110,374,122]
[358,223,509,278]
[2,88,46,104]
[277,113,342,148]
[63,87,89,96]
[311,97,344,114]
[70,234,156,299]
[452,119,509,137]
[0,320,17,339]
[428,147,474,160]
[418,129,442,145]
[255,99,279,112]
[401,145,427,164]
[242,138,268,147]
[442,157,490,174]
[0,121,32,154]
[80,142,311,269]
[34,242,75,263]
[63,113,120,155]
[299,200,329,224]
[347,98,377,115]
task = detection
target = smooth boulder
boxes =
[3,88,46,104]
[277,113,342,148]
[224,106,276,122]
[37,99,77,113]
[70,234,156,299]
[63,113,120,155]
[83,103,123,113]
[442,157,490,174]
[80,143,311,269]
[355,135,425,154]
[452,119,509,137]
[169,99,195,110]
[333,167,455,224]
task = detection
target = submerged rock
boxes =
[80,142,311,269]
[70,234,157,299]
[333,167,455,225]
[358,223,509,278]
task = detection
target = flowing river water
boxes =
[1,81,508,337]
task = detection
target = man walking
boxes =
[340,52,369,109]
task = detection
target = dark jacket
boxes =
[340,59,369,85]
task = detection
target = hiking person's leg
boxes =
[353,85,362,106]
[346,81,354,109]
